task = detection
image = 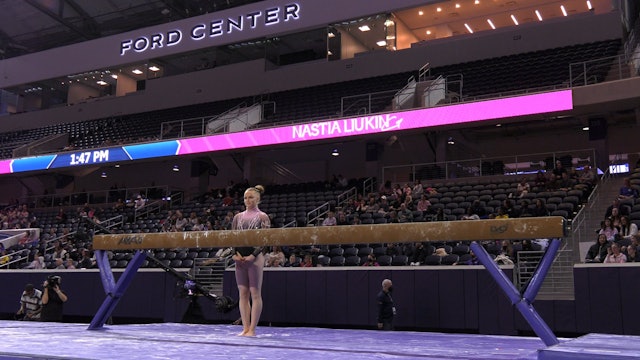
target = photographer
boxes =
[41,275,68,322]
[16,284,42,321]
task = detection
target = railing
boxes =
[27,185,169,209]
[569,54,632,87]
[306,202,331,226]
[516,247,575,300]
[392,75,417,110]
[134,200,164,221]
[362,177,376,197]
[336,187,358,209]
[418,62,431,82]
[340,89,397,117]
[382,149,596,184]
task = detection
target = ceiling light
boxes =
[418,10,424,16]
[328,32,335,38]
[447,137,455,145]
[561,5,567,16]
[100,172,107,178]
[149,66,160,71]
[173,165,180,172]
[475,0,480,4]
[327,50,333,56]
[436,7,442,12]
[511,14,519,25]
[464,23,474,33]
[496,123,502,127]
[455,3,461,8]
[386,35,396,40]
[331,149,339,156]
[487,19,496,29]
[358,25,371,32]
[426,30,432,35]
[582,126,590,131]
[535,10,543,21]
[111,74,118,79]
[376,40,387,46]
[586,0,593,10]
[114,164,120,168]
[384,19,394,27]
[132,69,143,75]
[96,80,108,86]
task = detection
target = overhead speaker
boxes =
[588,116,607,140]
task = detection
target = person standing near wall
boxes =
[377,278,395,330]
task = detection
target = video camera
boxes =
[177,278,237,314]
[47,275,61,288]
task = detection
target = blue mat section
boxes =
[538,333,640,360]
[0,321,546,360]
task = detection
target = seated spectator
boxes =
[285,254,300,267]
[578,165,597,189]
[174,211,188,231]
[531,199,549,217]
[54,258,65,269]
[265,246,285,267]
[519,200,533,217]
[552,160,568,183]
[557,172,575,191]
[65,259,76,269]
[599,218,618,241]
[25,250,45,269]
[603,242,627,263]
[409,242,430,266]
[397,203,413,222]
[605,199,630,218]
[55,208,67,224]
[134,195,146,210]
[379,180,393,197]
[52,241,67,260]
[78,249,95,269]
[534,170,547,190]
[415,194,431,215]
[336,211,350,226]
[461,206,480,220]
[322,211,337,226]
[625,245,639,262]
[412,180,424,199]
[619,216,638,241]
[386,243,401,257]
[516,178,530,198]
[300,254,314,267]
[0,248,9,266]
[458,249,480,265]
[585,234,610,263]
[618,177,639,200]
[361,254,379,267]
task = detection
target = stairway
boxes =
[193,255,230,297]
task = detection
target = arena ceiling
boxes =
[0,0,606,60]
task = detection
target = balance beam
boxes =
[93,216,566,250]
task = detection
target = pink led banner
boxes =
[178,90,573,155]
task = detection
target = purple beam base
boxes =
[88,250,147,330]
[469,240,561,347]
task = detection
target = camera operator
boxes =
[16,283,42,321]
[41,275,68,322]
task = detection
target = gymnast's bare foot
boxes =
[237,329,248,336]
[242,330,256,337]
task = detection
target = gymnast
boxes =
[231,185,271,336]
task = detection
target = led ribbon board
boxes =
[0,90,573,175]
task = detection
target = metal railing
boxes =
[27,185,169,209]
[569,54,633,87]
[382,149,596,184]
[516,246,575,300]
[340,89,397,117]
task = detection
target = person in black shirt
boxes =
[41,276,68,322]
[377,279,395,330]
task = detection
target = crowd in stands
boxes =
[585,169,640,263]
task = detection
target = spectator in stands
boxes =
[500,240,514,260]
[321,211,337,226]
[531,199,549,217]
[78,249,95,269]
[300,254,314,267]
[387,210,399,223]
[113,198,125,211]
[625,245,639,262]
[134,195,146,210]
[412,180,424,199]
[376,279,395,331]
[265,246,285,267]
[534,170,548,190]
[16,284,42,321]
[54,258,65,269]
[516,178,530,198]
[599,218,618,242]
[552,160,567,181]
[604,242,627,263]
[397,203,413,222]
[409,242,429,266]
[585,234,610,263]
[433,208,446,221]
[557,172,575,191]
[605,199,629,218]
[495,206,508,219]
[52,241,67,260]
[618,177,639,201]
[336,211,350,226]
[285,254,300,267]
[578,165,597,189]
[619,216,637,241]
[362,254,379,267]
[379,180,393,197]
[174,211,188,231]
[25,250,44,269]
[461,206,480,220]
[231,185,270,337]
[416,194,431,215]
[41,275,68,322]
[386,243,401,257]
[55,208,67,224]
[65,259,76,269]
[518,200,533,217]
[609,208,622,230]
[0,248,9,266]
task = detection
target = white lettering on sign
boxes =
[119,3,300,56]
[291,114,404,139]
